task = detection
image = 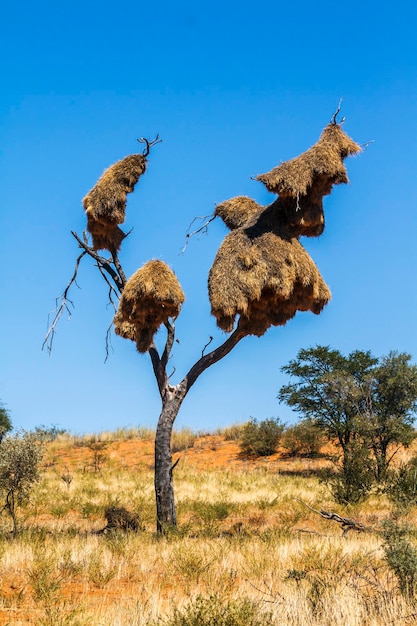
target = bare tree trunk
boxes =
[151,327,245,533]
[154,390,185,533]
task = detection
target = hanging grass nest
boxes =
[209,204,331,335]
[256,123,361,197]
[114,260,185,353]
[215,196,263,230]
[209,122,360,335]
[256,123,361,237]
[83,154,147,252]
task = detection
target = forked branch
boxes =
[137,133,162,157]
[180,214,216,254]
[184,326,246,392]
[71,231,125,292]
[42,251,86,355]
[330,98,345,126]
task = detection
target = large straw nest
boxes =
[83,154,147,251]
[114,260,185,353]
[86,216,126,252]
[215,196,263,230]
[256,123,361,198]
[208,203,331,335]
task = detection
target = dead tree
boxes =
[45,114,361,534]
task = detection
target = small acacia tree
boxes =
[279,346,417,496]
[0,431,44,536]
[45,111,361,532]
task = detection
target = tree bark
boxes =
[151,327,245,534]
[154,388,186,534]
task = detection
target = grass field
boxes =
[0,430,416,625]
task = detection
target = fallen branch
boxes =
[296,499,375,535]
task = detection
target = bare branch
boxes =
[168,366,176,380]
[104,321,114,363]
[148,343,166,399]
[42,252,86,355]
[170,457,180,476]
[111,250,128,288]
[179,214,216,254]
[360,139,375,150]
[96,264,119,311]
[71,231,124,292]
[202,336,214,357]
[330,98,345,126]
[184,326,246,393]
[296,499,373,535]
[137,133,162,157]
[161,321,176,370]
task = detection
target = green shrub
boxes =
[159,594,273,626]
[281,420,326,457]
[381,520,417,599]
[322,441,375,504]
[0,431,44,535]
[239,418,284,457]
[385,455,417,511]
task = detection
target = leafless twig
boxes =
[137,133,162,157]
[330,98,345,126]
[96,264,119,312]
[202,336,214,357]
[105,321,115,363]
[360,139,375,150]
[179,214,216,254]
[42,251,87,355]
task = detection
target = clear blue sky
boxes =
[1,1,416,434]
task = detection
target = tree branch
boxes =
[179,214,216,254]
[148,344,167,399]
[111,250,128,288]
[161,321,175,371]
[137,133,162,156]
[330,98,345,126]
[42,251,87,355]
[96,263,119,311]
[71,231,124,292]
[184,326,246,392]
[296,499,373,535]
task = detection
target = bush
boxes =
[159,594,272,626]
[34,424,67,442]
[239,417,284,457]
[385,455,417,511]
[0,431,44,535]
[322,441,375,504]
[281,420,326,457]
[381,520,417,599]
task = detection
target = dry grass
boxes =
[0,433,416,625]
